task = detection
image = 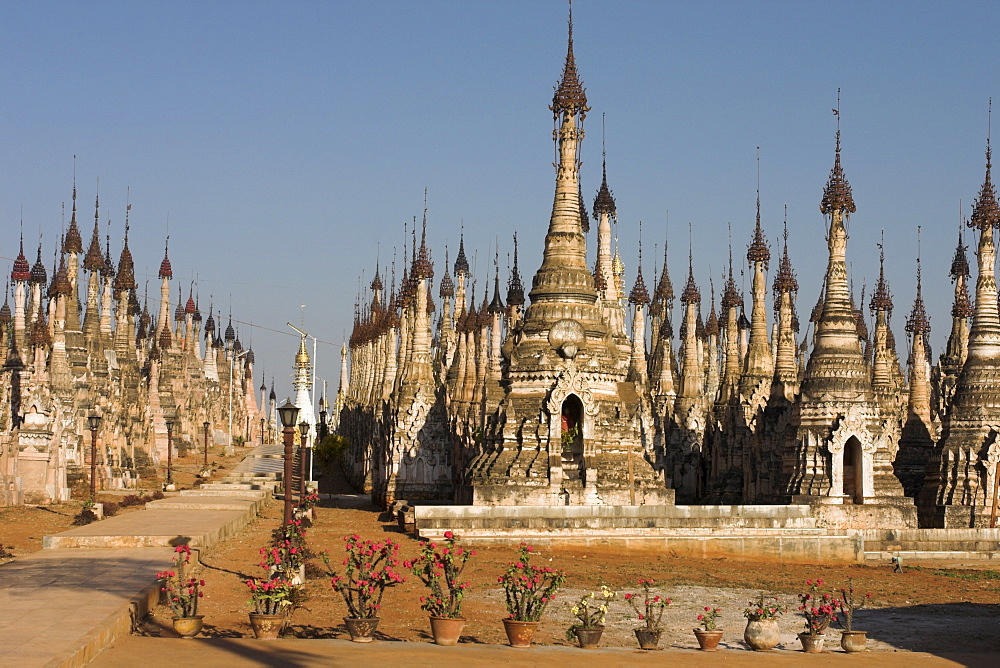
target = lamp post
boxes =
[88,414,102,499]
[229,349,250,451]
[298,420,309,499]
[277,399,299,527]
[203,421,210,470]
[260,417,266,445]
[165,420,174,487]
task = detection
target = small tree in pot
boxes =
[566,586,616,648]
[321,535,405,642]
[694,606,724,651]
[835,578,872,653]
[405,531,475,646]
[624,578,672,649]
[497,543,567,647]
[797,579,837,653]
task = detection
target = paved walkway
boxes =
[91,637,986,668]
[0,445,274,667]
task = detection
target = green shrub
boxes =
[313,434,349,473]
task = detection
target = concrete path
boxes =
[91,637,986,668]
[0,445,276,668]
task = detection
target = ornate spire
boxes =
[439,248,455,298]
[174,285,185,322]
[489,250,505,313]
[869,234,893,314]
[83,192,104,272]
[969,103,1000,231]
[0,283,10,328]
[204,303,216,334]
[30,243,47,285]
[412,193,434,281]
[629,224,650,306]
[592,120,616,217]
[114,202,136,291]
[820,90,857,216]
[159,237,173,279]
[506,232,525,306]
[454,228,470,276]
[653,228,674,308]
[550,1,589,120]
[185,284,197,314]
[722,228,740,309]
[950,224,970,280]
[11,235,30,282]
[747,148,770,267]
[772,213,798,302]
[906,235,930,337]
[63,166,83,254]
[680,234,700,306]
[705,279,720,336]
[102,222,115,278]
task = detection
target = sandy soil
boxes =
[129,467,1000,655]
[0,446,249,563]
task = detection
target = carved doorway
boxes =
[561,394,584,481]
[843,436,864,504]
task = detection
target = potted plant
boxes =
[743,593,786,651]
[157,545,205,638]
[405,530,475,646]
[566,586,616,649]
[623,578,671,649]
[835,578,872,653]
[260,520,309,584]
[694,606,724,651]
[498,543,567,647]
[797,579,836,653]
[297,491,320,521]
[322,535,405,642]
[245,576,299,639]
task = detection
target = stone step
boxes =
[146,495,267,514]
[43,506,256,550]
[199,482,277,491]
[179,488,269,499]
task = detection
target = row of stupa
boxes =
[336,13,998,528]
[0,184,279,505]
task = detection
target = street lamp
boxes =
[229,349,250,451]
[277,399,299,526]
[88,414,102,499]
[165,420,174,487]
[203,421,210,470]
[298,420,309,499]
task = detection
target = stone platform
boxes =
[413,504,865,563]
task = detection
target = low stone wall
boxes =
[412,504,865,563]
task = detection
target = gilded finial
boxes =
[629,221,650,306]
[550,0,589,120]
[969,98,1000,231]
[820,89,857,216]
[907,226,931,335]
[681,223,701,305]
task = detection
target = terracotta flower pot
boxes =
[502,619,540,648]
[694,628,724,651]
[429,616,466,646]
[249,612,286,639]
[573,625,604,649]
[799,632,825,653]
[344,616,380,643]
[172,615,204,638]
[744,619,780,651]
[841,630,868,653]
[632,627,662,649]
[634,628,662,650]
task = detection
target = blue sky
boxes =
[1,1,998,401]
